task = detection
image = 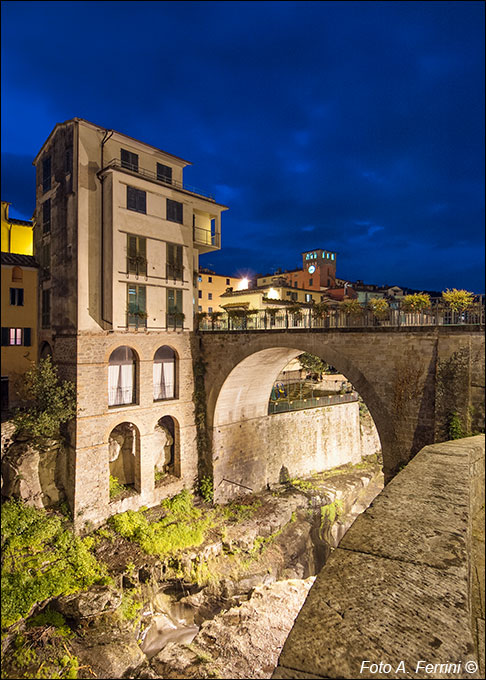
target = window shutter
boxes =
[23,328,31,346]
[127,186,136,210]
[1,328,9,346]
[137,190,146,213]
[176,245,183,267]
[128,236,137,258]
[19,289,24,306]
[10,289,14,305]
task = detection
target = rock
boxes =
[55,585,122,620]
[76,639,145,679]
[1,440,63,508]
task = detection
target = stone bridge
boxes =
[197,326,484,491]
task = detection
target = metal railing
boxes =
[193,226,220,248]
[198,298,485,332]
[105,158,215,200]
[269,390,358,414]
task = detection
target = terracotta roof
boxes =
[1,253,38,267]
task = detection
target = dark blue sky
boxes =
[2,1,484,292]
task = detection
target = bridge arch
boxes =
[208,340,395,500]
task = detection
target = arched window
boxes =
[40,341,53,359]
[153,346,176,400]
[108,422,141,496]
[108,346,136,406]
[154,415,180,478]
[12,266,23,282]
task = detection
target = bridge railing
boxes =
[268,390,359,414]
[197,297,485,331]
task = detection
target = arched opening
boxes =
[12,266,23,282]
[108,422,141,500]
[211,347,384,502]
[153,416,180,483]
[153,346,177,401]
[40,341,52,359]
[108,346,137,407]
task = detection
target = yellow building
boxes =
[219,281,322,310]
[197,268,243,313]
[1,201,38,411]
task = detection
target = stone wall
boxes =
[273,435,485,679]
[214,401,369,502]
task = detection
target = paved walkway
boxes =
[472,502,485,676]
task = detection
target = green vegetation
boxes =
[401,292,431,312]
[109,489,216,558]
[311,301,329,319]
[154,468,166,483]
[320,499,344,536]
[12,357,76,442]
[441,288,474,312]
[448,411,465,440]
[28,610,73,638]
[298,353,330,379]
[1,500,109,630]
[220,498,262,522]
[368,297,389,318]
[119,589,142,622]
[199,474,214,503]
[290,478,315,491]
[7,630,79,679]
[109,475,126,500]
[342,299,363,316]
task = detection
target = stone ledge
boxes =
[273,435,485,679]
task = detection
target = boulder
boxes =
[55,585,122,620]
[1,440,62,508]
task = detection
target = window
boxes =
[41,242,51,277]
[42,156,51,192]
[167,199,183,224]
[153,346,176,400]
[1,328,31,346]
[208,307,213,314]
[121,149,139,172]
[294,281,298,288]
[291,292,298,301]
[127,235,147,275]
[12,267,23,283]
[127,186,146,213]
[198,305,202,311]
[198,290,202,299]
[127,284,147,327]
[309,278,313,286]
[108,346,136,406]
[305,294,313,302]
[42,289,51,328]
[166,243,183,280]
[43,199,51,234]
[167,288,183,328]
[198,275,202,282]
[10,288,24,306]
[331,253,335,260]
[157,163,172,184]
[226,278,230,286]
[208,293,212,300]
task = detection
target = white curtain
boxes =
[153,360,174,400]
[108,363,133,405]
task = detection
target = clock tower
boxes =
[302,249,337,288]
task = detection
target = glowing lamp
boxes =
[237,278,249,290]
[267,288,279,300]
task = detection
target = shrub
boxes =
[448,412,464,440]
[1,500,109,629]
[342,300,363,316]
[12,357,76,442]
[401,293,431,312]
[109,475,126,500]
[199,475,214,503]
[441,289,474,312]
[311,301,329,319]
[368,298,389,318]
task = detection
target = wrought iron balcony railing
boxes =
[193,226,220,248]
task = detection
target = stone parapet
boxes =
[273,435,485,679]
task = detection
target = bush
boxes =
[441,289,474,312]
[342,300,363,316]
[199,475,214,503]
[1,500,109,629]
[109,475,126,500]
[12,357,76,441]
[368,298,389,318]
[401,293,430,312]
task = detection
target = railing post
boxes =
[285,311,289,329]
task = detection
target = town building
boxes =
[32,118,227,524]
[1,201,38,411]
[257,248,337,291]
[197,267,242,314]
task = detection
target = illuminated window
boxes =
[331,253,335,260]
[198,275,202,282]
[108,346,136,406]
[153,346,176,400]
[1,328,31,346]
[121,149,139,172]
[305,294,313,302]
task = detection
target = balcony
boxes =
[193,225,220,250]
[104,158,216,201]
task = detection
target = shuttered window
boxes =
[167,199,183,224]
[42,156,51,192]
[43,199,51,234]
[127,186,146,213]
[167,288,183,328]
[121,149,139,172]
[10,288,24,306]
[157,163,172,184]
[127,284,147,327]
[127,235,147,275]
[166,243,183,280]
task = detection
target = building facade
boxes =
[197,268,241,314]
[1,202,38,411]
[257,248,337,291]
[33,118,227,524]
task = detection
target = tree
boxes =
[401,293,430,312]
[342,300,363,316]
[441,289,474,312]
[13,357,76,442]
[298,353,329,379]
[368,298,389,319]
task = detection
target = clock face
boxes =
[308,265,316,274]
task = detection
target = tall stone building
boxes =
[33,118,227,524]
